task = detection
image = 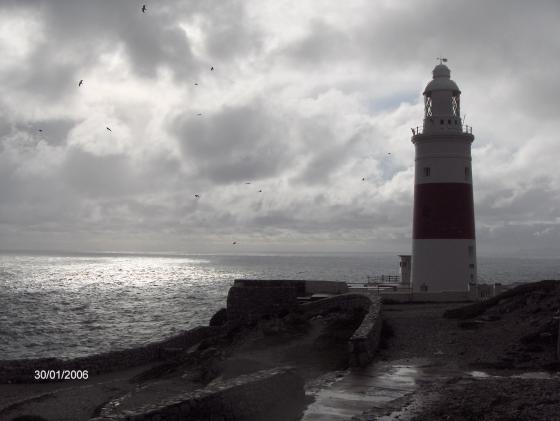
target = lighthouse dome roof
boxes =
[423,64,460,95]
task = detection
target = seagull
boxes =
[362,177,366,181]
[194,194,200,198]
[38,129,43,132]
[194,83,198,86]
[196,113,202,116]
[142,5,147,13]
[210,66,214,71]
[387,152,391,155]
[245,182,251,185]
[232,241,237,245]
[106,127,112,132]
[78,79,83,87]
[258,190,262,193]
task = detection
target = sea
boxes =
[1,251,559,361]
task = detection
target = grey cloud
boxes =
[172,103,293,184]
[283,19,352,66]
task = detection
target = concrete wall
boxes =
[91,367,305,421]
[304,280,348,295]
[0,326,220,384]
[227,279,349,322]
[233,279,348,296]
[227,281,299,322]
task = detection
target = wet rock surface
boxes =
[367,281,560,420]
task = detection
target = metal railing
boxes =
[366,275,401,284]
[411,125,473,135]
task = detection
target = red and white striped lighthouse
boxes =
[411,61,477,292]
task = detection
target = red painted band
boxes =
[413,183,475,239]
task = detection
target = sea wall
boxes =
[0,326,220,384]
[91,367,305,421]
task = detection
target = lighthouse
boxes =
[411,61,477,292]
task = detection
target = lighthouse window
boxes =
[469,263,475,268]
[451,95,460,116]
[425,97,433,117]
[423,167,431,177]
[468,246,474,257]
[465,167,471,180]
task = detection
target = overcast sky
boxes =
[0,0,559,256]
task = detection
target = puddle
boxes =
[468,370,495,378]
[301,361,560,420]
[468,370,557,380]
[301,359,432,420]
[511,372,556,379]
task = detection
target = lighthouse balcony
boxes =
[411,125,473,136]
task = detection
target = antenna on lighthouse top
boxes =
[436,57,448,64]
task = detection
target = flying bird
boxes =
[106,127,112,132]
[245,182,251,185]
[210,66,214,71]
[194,83,198,86]
[362,177,366,181]
[142,5,147,13]
[196,113,202,116]
[258,190,262,193]
[194,194,200,198]
[38,129,43,132]
[78,79,83,87]
[232,241,237,245]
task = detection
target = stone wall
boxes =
[349,300,383,367]
[301,293,383,367]
[91,367,305,421]
[0,326,220,384]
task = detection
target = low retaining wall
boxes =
[349,300,383,367]
[301,293,383,367]
[91,367,305,421]
[0,326,220,384]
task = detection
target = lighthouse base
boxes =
[412,239,476,292]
